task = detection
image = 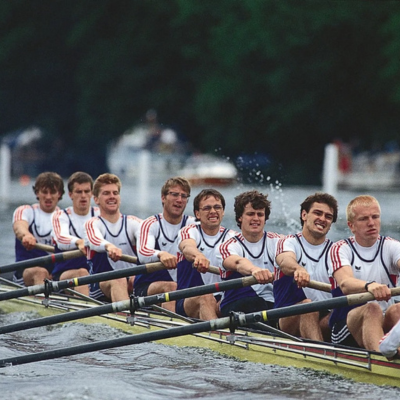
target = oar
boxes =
[0,248,139,276]
[0,276,259,335]
[34,243,55,252]
[2,287,399,367]
[208,265,332,293]
[0,250,84,274]
[0,260,165,302]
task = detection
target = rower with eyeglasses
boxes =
[176,188,237,320]
[168,191,190,200]
[134,177,196,312]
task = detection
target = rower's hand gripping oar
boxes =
[207,265,331,293]
[2,286,400,367]
[0,275,260,335]
[0,257,164,302]
[0,265,333,334]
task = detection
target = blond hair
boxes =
[346,195,380,222]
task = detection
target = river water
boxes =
[0,179,400,399]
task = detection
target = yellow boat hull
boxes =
[1,293,399,387]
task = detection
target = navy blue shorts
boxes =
[221,297,277,328]
[331,319,360,347]
[175,298,188,317]
[134,283,151,297]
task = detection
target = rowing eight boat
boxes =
[0,281,399,387]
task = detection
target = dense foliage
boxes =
[1,0,400,184]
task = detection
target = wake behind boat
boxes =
[0,279,399,387]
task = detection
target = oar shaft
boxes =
[0,261,166,302]
[208,266,331,293]
[0,300,129,335]
[0,276,255,334]
[0,250,83,274]
[3,287,400,367]
[0,317,231,367]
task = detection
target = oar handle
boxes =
[34,243,55,253]
[208,265,221,275]
[235,274,331,293]
[119,254,138,264]
[308,280,331,293]
[63,249,85,260]
[144,262,166,273]
[347,286,400,306]
[118,255,165,273]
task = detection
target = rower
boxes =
[12,172,65,286]
[51,172,100,296]
[216,190,282,325]
[84,173,142,302]
[176,189,236,320]
[329,195,400,351]
[134,177,196,312]
[274,192,338,342]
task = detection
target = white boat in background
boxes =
[107,110,238,186]
[177,154,238,186]
[323,142,400,192]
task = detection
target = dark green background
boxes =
[1,0,400,184]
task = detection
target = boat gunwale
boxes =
[1,287,400,387]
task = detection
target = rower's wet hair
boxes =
[67,171,94,193]
[161,177,191,197]
[300,192,338,226]
[234,190,271,228]
[93,173,121,197]
[33,172,65,200]
[346,195,380,222]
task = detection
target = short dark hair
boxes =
[33,172,64,200]
[93,173,121,198]
[300,192,338,226]
[234,190,271,228]
[67,171,93,193]
[193,189,225,220]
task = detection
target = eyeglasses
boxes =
[168,191,190,200]
[199,205,223,212]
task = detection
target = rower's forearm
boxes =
[13,222,31,242]
[277,257,299,276]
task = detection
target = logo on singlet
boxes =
[162,242,167,246]
[301,262,306,266]
[355,265,362,271]
[200,247,205,251]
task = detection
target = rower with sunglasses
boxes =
[176,189,237,320]
[134,177,196,312]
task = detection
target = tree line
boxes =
[1,0,400,184]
